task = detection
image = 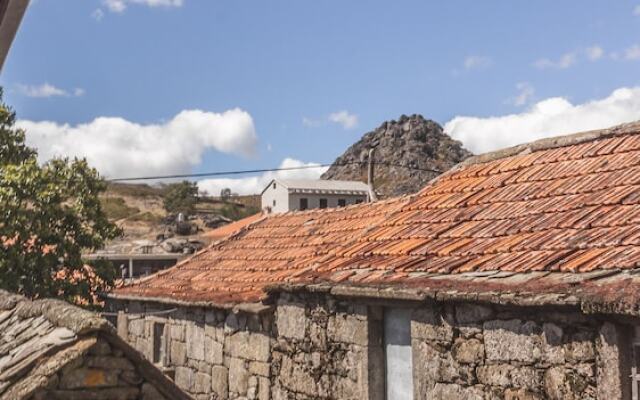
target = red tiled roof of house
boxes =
[204,213,265,242]
[112,121,640,307]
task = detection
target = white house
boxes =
[261,179,370,213]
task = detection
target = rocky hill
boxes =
[321,114,473,197]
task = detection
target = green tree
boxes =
[0,92,120,306]
[163,180,198,215]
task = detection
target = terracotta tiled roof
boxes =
[204,213,264,241]
[112,121,640,306]
[112,198,406,304]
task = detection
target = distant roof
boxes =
[204,213,264,241]
[262,179,370,195]
[0,0,29,71]
[0,290,188,399]
[112,121,640,315]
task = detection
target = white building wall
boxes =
[261,182,290,213]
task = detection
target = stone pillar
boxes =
[117,311,128,340]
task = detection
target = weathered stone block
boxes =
[248,333,271,362]
[504,388,543,400]
[452,338,484,364]
[229,357,249,395]
[413,341,461,383]
[85,356,135,370]
[596,322,624,400]
[411,307,453,343]
[205,335,224,365]
[542,322,565,365]
[250,361,271,377]
[187,323,205,361]
[257,376,270,400]
[565,331,595,362]
[175,366,194,391]
[278,354,316,396]
[60,368,119,389]
[484,319,541,363]
[328,313,368,345]
[455,303,493,324]
[277,304,306,340]
[425,383,483,400]
[129,318,144,336]
[170,323,185,341]
[171,341,187,366]
[212,365,229,399]
[194,372,212,394]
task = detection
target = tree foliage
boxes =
[163,180,198,215]
[0,92,120,306]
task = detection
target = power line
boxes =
[107,161,441,182]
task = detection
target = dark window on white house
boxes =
[273,182,276,189]
[273,199,276,207]
[355,198,364,204]
[384,308,413,400]
[338,199,346,207]
[300,198,308,210]
[153,322,166,365]
[319,198,328,209]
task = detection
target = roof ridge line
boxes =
[0,290,111,335]
[456,120,640,169]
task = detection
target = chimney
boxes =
[367,148,378,202]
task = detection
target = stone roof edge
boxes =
[0,290,111,335]
[105,292,273,314]
[455,120,640,170]
[265,274,640,318]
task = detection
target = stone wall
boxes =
[410,301,631,399]
[271,292,384,400]
[29,335,169,400]
[271,293,633,400]
[109,294,635,400]
[112,301,273,400]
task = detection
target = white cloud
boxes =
[18,108,257,179]
[328,110,358,130]
[534,52,577,69]
[17,83,85,98]
[91,8,105,21]
[444,86,640,154]
[508,82,535,107]
[197,158,327,195]
[634,5,640,16]
[625,45,640,60]
[585,45,604,61]
[103,0,183,13]
[463,55,493,70]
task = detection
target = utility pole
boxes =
[367,148,378,202]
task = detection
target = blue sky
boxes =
[3,0,640,194]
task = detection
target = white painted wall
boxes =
[384,308,413,400]
[261,181,290,213]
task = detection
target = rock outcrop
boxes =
[321,114,472,197]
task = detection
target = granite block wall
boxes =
[29,335,170,400]
[108,295,634,400]
[114,301,273,400]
